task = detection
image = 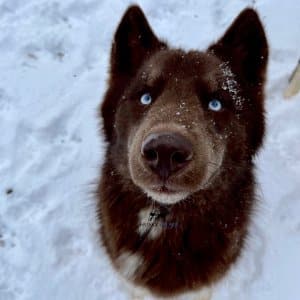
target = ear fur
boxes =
[101,5,166,142]
[208,8,268,86]
[111,5,165,77]
[209,8,268,154]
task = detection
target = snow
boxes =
[219,62,244,111]
[0,0,299,299]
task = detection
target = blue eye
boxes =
[208,99,222,111]
[140,93,152,105]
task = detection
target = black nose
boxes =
[141,132,193,180]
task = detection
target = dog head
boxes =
[101,6,268,205]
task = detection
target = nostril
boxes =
[143,149,158,162]
[172,151,187,164]
[171,151,193,165]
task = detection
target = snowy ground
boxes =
[0,0,299,299]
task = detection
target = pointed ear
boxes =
[110,5,165,77]
[208,8,268,85]
[101,6,165,142]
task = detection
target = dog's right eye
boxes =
[208,99,223,111]
[140,93,152,105]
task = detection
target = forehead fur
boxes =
[139,49,222,91]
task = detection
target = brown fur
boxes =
[97,5,268,298]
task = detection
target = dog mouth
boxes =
[128,126,225,204]
[152,185,177,194]
[143,184,190,204]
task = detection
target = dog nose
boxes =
[141,132,193,180]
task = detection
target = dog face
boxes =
[101,6,268,205]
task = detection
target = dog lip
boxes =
[152,185,177,194]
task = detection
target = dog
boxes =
[97,5,268,299]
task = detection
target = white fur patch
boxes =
[116,251,213,300]
[137,207,163,239]
[116,251,143,280]
[145,189,189,204]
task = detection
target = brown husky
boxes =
[97,5,268,299]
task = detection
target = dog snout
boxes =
[141,132,193,180]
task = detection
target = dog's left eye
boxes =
[140,93,152,105]
[208,99,222,111]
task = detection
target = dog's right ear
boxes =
[110,5,165,77]
[101,6,165,142]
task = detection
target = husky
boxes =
[97,5,268,299]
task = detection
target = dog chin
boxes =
[143,189,189,204]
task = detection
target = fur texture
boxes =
[97,5,268,298]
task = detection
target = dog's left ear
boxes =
[208,8,268,85]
